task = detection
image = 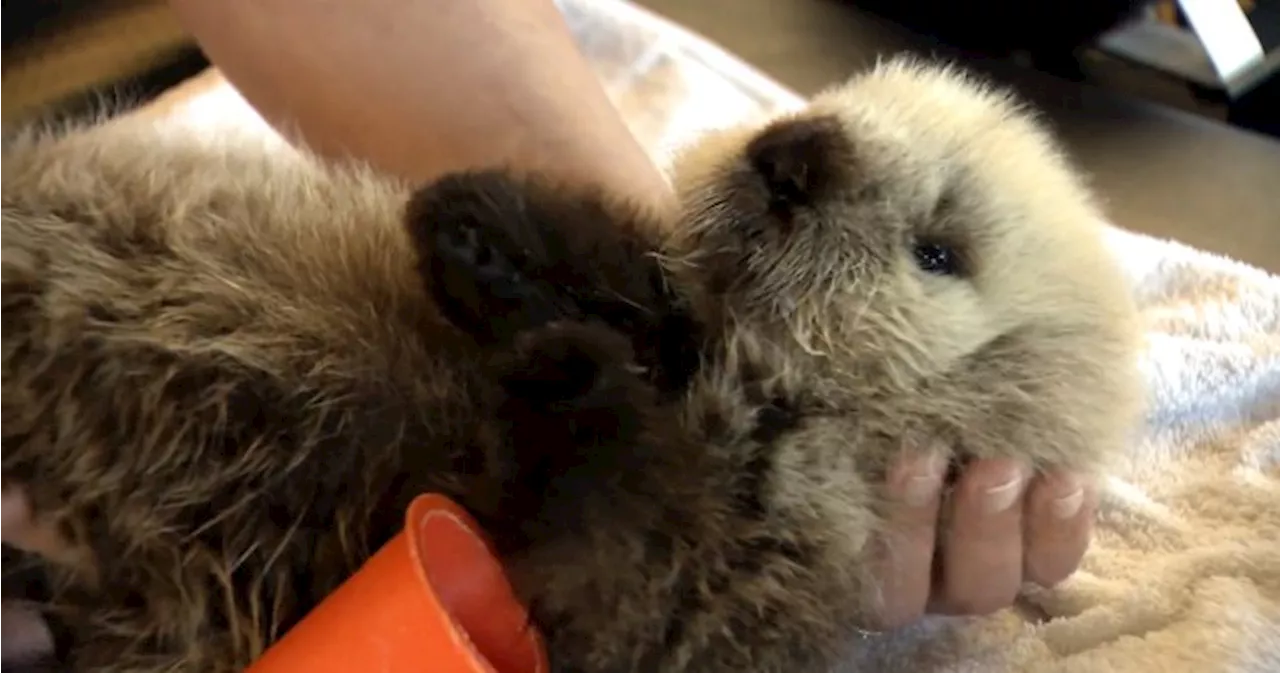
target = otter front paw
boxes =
[486,321,662,550]
[496,321,650,441]
[404,170,700,391]
[405,172,576,345]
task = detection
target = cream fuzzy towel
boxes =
[561,1,1280,670]
[2,1,1276,669]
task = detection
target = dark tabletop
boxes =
[637,0,1280,273]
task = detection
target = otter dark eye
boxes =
[913,242,960,276]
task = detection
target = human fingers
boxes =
[1023,471,1097,588]
[1,487,73,563]
[1,603,55,667]
[2,487,34,546]
[930,458,1030,616]
[863,446,947,629]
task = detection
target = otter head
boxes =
[662,57,1145,473]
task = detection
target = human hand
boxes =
[2,487,57,666]
[865,448,1096,627]
[2,487,69,562]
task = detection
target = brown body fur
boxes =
[1,58,1145,673]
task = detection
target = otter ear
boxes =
[404,171,701,393]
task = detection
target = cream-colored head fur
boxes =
[663,56,1145,476]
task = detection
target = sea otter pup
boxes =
[1,57,1144,672]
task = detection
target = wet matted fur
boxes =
[1,58,1145,673]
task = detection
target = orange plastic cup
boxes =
[246,493,548,673]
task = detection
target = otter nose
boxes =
[745,114,851,214]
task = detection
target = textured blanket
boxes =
[560,1,1280,671]
[3,0,1276,669]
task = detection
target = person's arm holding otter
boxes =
[166,0,672,209]
[1,0,1098,636]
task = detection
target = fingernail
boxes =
[1051,474,1086,520]
[983,465,1028,514]
[903,452,946,508]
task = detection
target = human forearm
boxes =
[167,0,672,208]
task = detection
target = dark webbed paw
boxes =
[406,172,574,345]
[496,321,649,442]
[500,323,632,405]
[431,214,527,304]
[404,169,702,394]
[486,321,661,550]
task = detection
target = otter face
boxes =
[663,57,1145,472]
